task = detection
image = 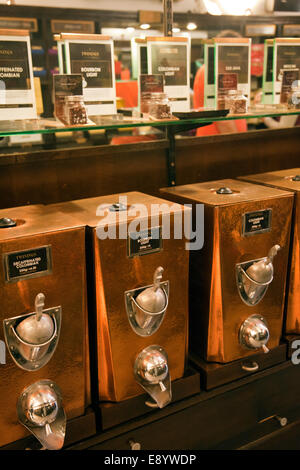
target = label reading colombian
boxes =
[3,245,52,283]
[243,210,272,236]
[128,227,162,257]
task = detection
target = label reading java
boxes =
[69,43,113,88]
[0,41,30,90]
[243,209,272,236]
[218,45,249,85]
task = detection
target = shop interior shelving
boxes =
[1,108,299,186]
[0,108,300,137]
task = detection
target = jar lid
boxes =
[227,89,237,96]
[64,95,84,102]
[150,92,168,99]
[0,217,17,228]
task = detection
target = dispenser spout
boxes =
[153,267,164,292]
[266,245,281,265]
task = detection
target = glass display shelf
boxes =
[0,108,299,137]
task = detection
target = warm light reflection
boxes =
[140,23,150,30]
[187,22,197,31]
[204,0,259,15]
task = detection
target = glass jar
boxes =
[148,92,172,120]
[140,92,152,115]
[225,90,248,114]
[287,86,300,109]
[64,95,88,125]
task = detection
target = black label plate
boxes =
[242,209,272,236]
[128,227,162,257]
[3,245,52,283]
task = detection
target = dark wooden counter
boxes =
[0,128,299,209]
[65,361,300,450]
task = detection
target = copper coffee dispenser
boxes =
[238,169,300,335]
[160,179,294,365]
[52,192,190,409]
[0,204,90,449]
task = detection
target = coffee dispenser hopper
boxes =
[236,245,281,306]
[125,267,169,336]
[4,293,61,371]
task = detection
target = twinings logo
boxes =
[0,49,13,55]
[16,252,37,260]
[81,51,99,57]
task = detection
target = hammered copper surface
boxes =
[238,169,300,334]
[0,205,89,447]
[160,180,294,363]
[53,193,190,402]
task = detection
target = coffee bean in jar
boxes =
[148,92,172,120]
[64,95,88,125]
[225,90,248,114]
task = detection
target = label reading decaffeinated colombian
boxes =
[243,209,272,236]
[3,245,52,282]
[128,227,162,257]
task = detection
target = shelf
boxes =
[0,108,299,137]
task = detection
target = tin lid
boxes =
[238,169,300,193]
[0,217,17,228]
[0,204,85,241]
[49,192,189,228]
[160,179,294,207]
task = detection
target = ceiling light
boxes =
[203,0,222,15]
[126,27,135,33]
[140,24,151,30]
[217,0,258,15]
[172,27,181,33]
[187,22,197,31]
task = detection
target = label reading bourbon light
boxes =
[3,245,52,283]
[243,209,272,236]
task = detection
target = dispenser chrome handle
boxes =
[145,399,159,408]
[35,293,45,322]
[259,414,288,427]
[159,381,167,392]
[242,361,259,372]
[17,380,66,451]
[45,423,52,437]
[129,439,141,450]
[276,416,288,427]
[262,344,269,354]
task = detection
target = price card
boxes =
[131,38,147,80]
[56,33,116,116]
[147,37,190,112]
[204,40,215,108]
[215,38,251,109]
[280,69,299,104]
[274,38,300,103]
[0,29,36,120]
[262,39,274,104]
